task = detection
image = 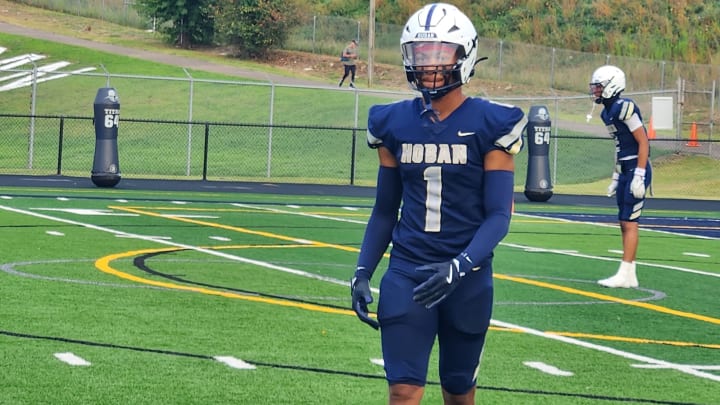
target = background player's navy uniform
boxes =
[367,96,525,388]
[601,98,652,221]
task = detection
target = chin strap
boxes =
[586,103,596,122]
[419,89,439,123]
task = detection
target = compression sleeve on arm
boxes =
[355,166,402,280]
[459,170,514,269]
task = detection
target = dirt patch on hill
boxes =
[260,49,562,97]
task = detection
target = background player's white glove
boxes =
[630,167,646,199]
[350,274,379,330]
[606,171,620,197]
[413,254,471,309]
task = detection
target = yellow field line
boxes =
[95,246,356,317]
[110,205,361,253]
[547,331,720,349]
[103,204,720,335]
[494,274,720,325]
[120,205,369,218]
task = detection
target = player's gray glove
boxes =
[606,171,619,197]
[350,275,379,330]
[630,167,646,199]
[413,254,471,309]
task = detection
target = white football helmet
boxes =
[590,65,626,104]
[400,3,479,99]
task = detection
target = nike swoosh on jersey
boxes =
[457,131,475,137]
[446,269,453,283]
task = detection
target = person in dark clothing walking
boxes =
[339,39,358,88]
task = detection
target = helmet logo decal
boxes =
[415,32,438,39]
[424,4,439,30]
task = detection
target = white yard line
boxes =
[0,205,348,287]
[54,352,91,366]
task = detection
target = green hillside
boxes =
[324,0,720,64]
[9,0,720,63]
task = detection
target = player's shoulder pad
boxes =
[615,98,637,121]
[367,100,412,149]
[494,114,527,156]
[367,104,390,149]
[367,129,382,149]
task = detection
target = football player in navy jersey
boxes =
[349,3,526,404]
[589,65,652,288]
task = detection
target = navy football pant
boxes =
[377,262,493,394]
[616,159,652,222]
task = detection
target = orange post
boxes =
[647,117,655,139]
[686,122,700,147]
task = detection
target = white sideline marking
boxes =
[0,53,46,72]
[115,234,172,240]
[34,208,137,216]
[517,212,719,241]
[633,364,720,370]
[523,361,573,376]
[161,214,218,219]
[342,207,359,211]
[0,66,96,91]
[57,197,70,201]
[210,236,231,241]
[504,241,720,279]
[683,252,710,258]
[54,352,91,366]
[286,205,300,209]
[171,201,188,205]
[46,231,64,236]
[231,203,367,225]
[608,249,623,255]
[0,61,95,91]
[524,248,577,253]
[232,203,720,279]
[115,199,128,203]
[214,356,256,369]
[493,320,720,382]
[1,196,12,200]
[370,358,384,367]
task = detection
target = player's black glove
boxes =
[350,275,379,330]
[413,256,469,309]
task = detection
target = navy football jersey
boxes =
[367,97,526,267]
[601,97,647,160]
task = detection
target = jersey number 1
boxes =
[424,166,442,232]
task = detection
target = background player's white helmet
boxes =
[590,65,626,103]
[400,3,479,99]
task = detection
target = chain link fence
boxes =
[0,104,715,198]
[1,12,718,198]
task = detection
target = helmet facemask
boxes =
[402,42,466,100]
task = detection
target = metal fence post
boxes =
[350,90,360,185]
[184,68,194,176]
[56,116,65,175]
[28,59,38,169]
[202,122,210,180]
[497,40,503,81]
[550,48,556,89]
[710,80,715,156]
[267,83,276,178]
[312,16,317,54]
